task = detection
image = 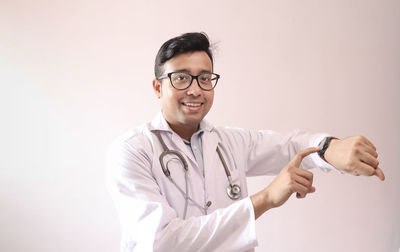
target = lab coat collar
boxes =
[149,111,215,134]
[149,111,218,170]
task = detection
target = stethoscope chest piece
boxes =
[227,183,241,200]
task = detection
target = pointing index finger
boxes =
[290,147,321,167]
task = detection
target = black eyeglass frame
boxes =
[157,71,221,91]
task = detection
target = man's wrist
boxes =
[250,189,272,220]
[318,137,339,162]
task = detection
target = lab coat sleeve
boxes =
[222,128,338,176]
[106,136,258,252]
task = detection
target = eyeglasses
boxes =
[157,71,220,91]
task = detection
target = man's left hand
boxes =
[324,136,385,181]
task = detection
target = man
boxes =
[106,32,385,252]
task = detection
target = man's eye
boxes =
[200,75,211,82]
[174,74,188,81]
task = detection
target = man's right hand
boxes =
[250,147,319,219]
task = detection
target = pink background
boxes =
[1,0,399,251]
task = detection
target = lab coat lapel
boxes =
[170,133,197,166]
[149,112,196,166]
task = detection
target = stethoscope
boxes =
[155,131,241,219]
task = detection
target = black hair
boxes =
[154,32,213,78]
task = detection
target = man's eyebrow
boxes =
[173,69,213,74]
[173,69,190,73]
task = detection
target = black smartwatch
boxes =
[318,137,336,159]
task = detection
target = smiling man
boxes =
[106,32,384,252]
[152,50,215,140]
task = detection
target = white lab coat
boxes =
[106,112,336,252]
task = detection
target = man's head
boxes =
[154,32,214,79]
[152,32,217,135]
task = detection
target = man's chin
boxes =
[179,115,205,127]
[181,118,202,127]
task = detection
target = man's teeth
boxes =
[184,103,201,107]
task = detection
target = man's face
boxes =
[153,51,214,129]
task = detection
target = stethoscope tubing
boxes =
[155,130,241,218]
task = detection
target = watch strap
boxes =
[318,137,336,159]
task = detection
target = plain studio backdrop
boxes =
[1,0,399,251]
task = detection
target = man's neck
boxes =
[168,122,199,141]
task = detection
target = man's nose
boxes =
[186,78,202,96]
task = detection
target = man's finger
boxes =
[294,174,313,189]
[296,167,314,180]
[290,147,320,167]
[352,161,376,176]
[361,143,379,158]
[296,186,316,199]
[359,136,377,151]
[374,167,385,181]
[294,183,309,198]
[359,152,379,169]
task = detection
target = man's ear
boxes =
[152,78,161,99]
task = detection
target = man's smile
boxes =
[181,101,204,111]
[181,101,204,107]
